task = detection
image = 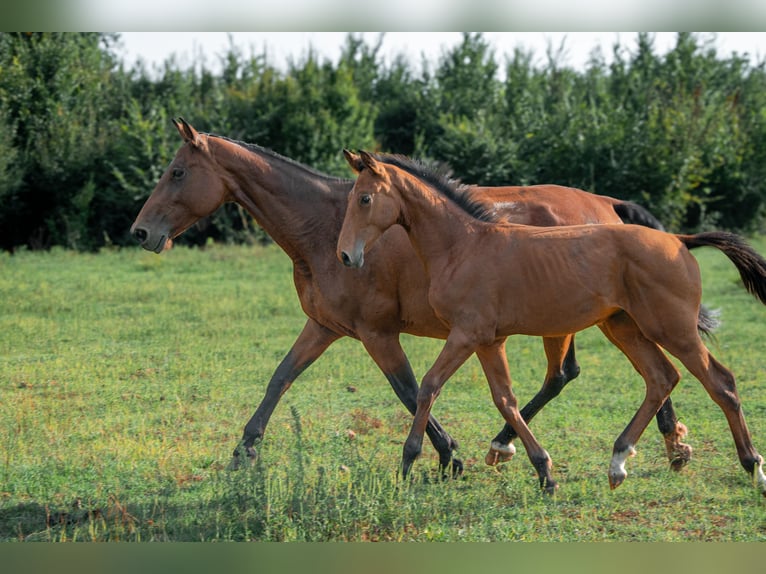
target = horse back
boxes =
[467,184,623,226]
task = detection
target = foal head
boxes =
[337,150,404,268]
[131,118,228,253]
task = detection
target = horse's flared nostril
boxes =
[132,227,148,243]
[341,251,352,267]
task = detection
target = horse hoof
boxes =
[608,473,626,490]
[666,441,693,472]
[485,441,516,466]
[452,457,464,479]
[228,445,258,471]
[542,480,559,495]
[669,449,692,472]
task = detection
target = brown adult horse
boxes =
[131,118,693,475]
[337,150,766,495]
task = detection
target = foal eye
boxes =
[171,167,186,180]
[360,194,371,206]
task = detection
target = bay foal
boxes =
[337,150,766,494]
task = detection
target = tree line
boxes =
[1,32,765,252]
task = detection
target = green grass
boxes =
[1,241,766,541]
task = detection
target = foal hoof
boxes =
[608,446,635,490]
[608,473,626,490]
[485,441,516,466]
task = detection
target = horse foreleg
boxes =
[599,313,681,489]
[402,331,476,480]
[361,333,462,478]
[486,335,577,466]
[477,340,557,493]
[229,318,340,470]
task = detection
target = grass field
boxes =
[1,240,766,542]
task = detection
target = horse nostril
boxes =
[341,252,352,267]
[133,227,148,243]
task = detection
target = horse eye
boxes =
[171,167,186,180]
[360,194,371,206]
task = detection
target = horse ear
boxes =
[343,149,364,173]
[359,150,384,176]
[173,117,203,148]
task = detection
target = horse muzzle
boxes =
[130,224,171,254]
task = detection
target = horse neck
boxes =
[394,174,472,272]
[211,138,350,261]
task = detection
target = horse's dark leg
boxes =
[229,319,340,469]
[655,397,692,471]
[361,333,462,478]
[486,335,578,465]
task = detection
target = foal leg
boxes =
[230,319,339,469]
[484,334,691,469]
[476,341,557,493]
[401,330,478,480]
[659,338,766,495]
[486,335,577,466]
[360,332,462,477]
[598,313,682,489]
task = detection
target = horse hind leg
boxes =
[483,331,690,469]
[598,313,682,489]
[486,335,579,466]
[658,336,766,495]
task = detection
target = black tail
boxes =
[613,201,666,231]
[681,231,766,306]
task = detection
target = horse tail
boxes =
[680,231,766,306]
[613,201,666,231]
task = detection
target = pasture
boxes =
[1,241,766,541]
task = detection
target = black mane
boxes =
[370,153,498,222]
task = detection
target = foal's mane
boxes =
[207,134,354,184]
[370,153,498,223]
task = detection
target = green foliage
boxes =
[1,244,765,541]
[2,32,766,251]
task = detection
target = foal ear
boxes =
[173,117,204,148]
[359,150,384,177]
[343,149,364,173]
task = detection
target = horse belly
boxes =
[494,257,619,337]
[499,296,616,337]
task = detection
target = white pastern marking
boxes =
[754,459,766,494]
[490,440,516,456]
[609,446,637,479]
